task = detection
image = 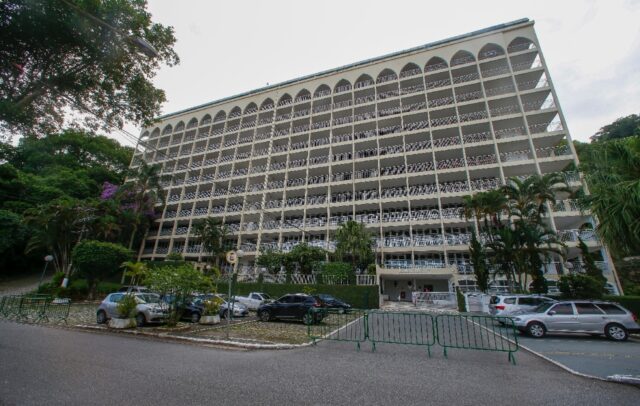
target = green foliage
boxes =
[218,282,379,309]
[255,250,285,274]
[202,296,223,316]
[334,221,374,270]
[0,209,32,275]
[578,136,640,257]
[367,263,377,275]
[590,114,640,142]
[614,258,640,295]
[96,281,121,296]
[72,240,132,296]
[165,253,184,261]
[287,243,326,274]
[0,0,179,138]
[116,294,138,319]
[456,288,467,312]
[68,279,89,297]
[469,231,489,293]
[120,261,148,286]
[558,274,605,299]
[301,285,317,295]
[320,262,353,279]
[192,217,228,265]
[602,295,640,316]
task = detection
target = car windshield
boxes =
[261,293,271,299]
[532,302,554,313]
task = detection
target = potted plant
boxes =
[199,296,223,325]
[109,294,137,329]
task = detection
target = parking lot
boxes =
[515,332,640,380]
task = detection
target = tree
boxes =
[558,274,605,299]
[287,243,326,275]
[24,198,90,280]
[120,261,148,287]
[255,249,286,275]
[72,240,132,298]
[334,220,375,270]
[590,113,640,142]
[0,0,179,138]
[468,231,489,293]
[579,136,640,257]
[192,217,229,267]
[0,209,32,276]
[118,161,165,252]
[578,237,607,290]
[145,263,212,325]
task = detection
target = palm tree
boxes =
[334,220,375,271]
[580,137,640,256]
[193,217,229,267]
[118,161,165,251]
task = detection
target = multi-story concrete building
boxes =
[132,18,622,299]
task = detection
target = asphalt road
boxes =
[1,321,638,405]
[516,332,640,379]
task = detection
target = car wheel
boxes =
[96,310,107,324]
[190,312,201,323]
[259,311,271,322]
[527,321,546,338]
[135,313,146,327]
[604,323,628,341]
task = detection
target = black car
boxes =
[162,295,204,323]
[314,294,352,313]
[257,293,325,324]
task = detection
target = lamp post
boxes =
[225,249,244,339]
[38,255,54,290]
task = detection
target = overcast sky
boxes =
[114,0,640,147]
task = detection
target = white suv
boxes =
[489,295,556,317]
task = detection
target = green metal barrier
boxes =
[0,295,70,323]
[367,310,436,356]
[435,314,518,364]
[44,298,71,323]
[307,309,368,350]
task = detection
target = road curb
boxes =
[75,324,314,350]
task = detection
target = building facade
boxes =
[132,19,622,299]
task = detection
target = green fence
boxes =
[307,309,518,363]
[436,314,518,364]
[0,295,70,323]
[367,311,436,356]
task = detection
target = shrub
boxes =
[202,296,223,316]
[116,294,137,319]
[603,295,640,316]
[558,274,605,299]
[68,279,89,298]
[321,262,353,279]
[456,287,467,312]
[96,282,122,296]
[72,240,132,298]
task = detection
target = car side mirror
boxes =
[548,311,556,316]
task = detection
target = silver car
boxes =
[489,294,556,317]
[97,292,169,327]
[512,300,640,341]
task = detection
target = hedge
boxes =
[603,295,640,316]
[214,281,379,309]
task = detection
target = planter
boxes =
[199,315,221,325]
[109,318,136,329]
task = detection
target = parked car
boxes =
[118,286,150,293]
[257,293,325,324]
[313,294,351,313]
[97,292,169,327]
[489,294,556,317]
[234,292,273,310]
[162,294,204,323]
[196,294,249,319]
[512,300,640,341]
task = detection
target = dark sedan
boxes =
[257,293,325,324]
[314,294,352,313]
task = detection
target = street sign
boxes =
[226,250,238,265]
